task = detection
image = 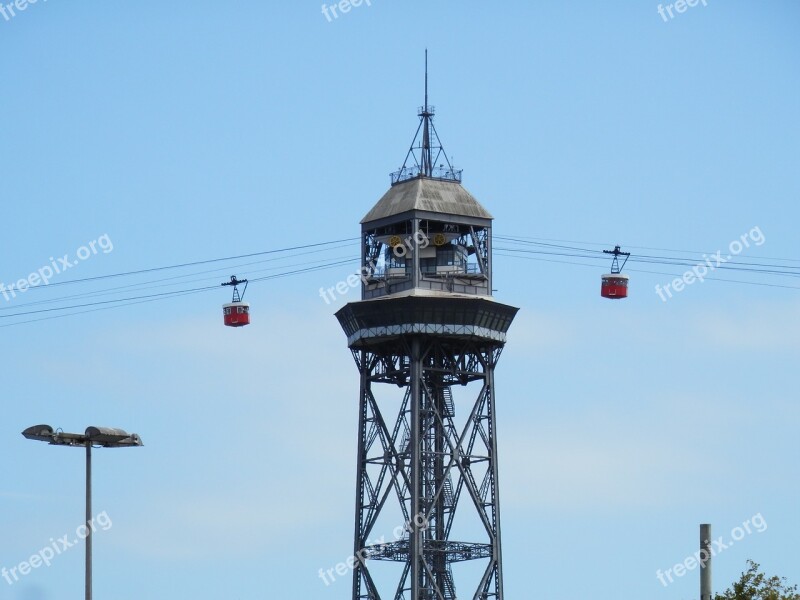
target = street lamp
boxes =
[22,424,143,600]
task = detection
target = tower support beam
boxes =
[336,316,516,600]
[410,338,423,600]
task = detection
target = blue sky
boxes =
[1,1,798,599]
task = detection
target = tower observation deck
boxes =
[335,53,518,600]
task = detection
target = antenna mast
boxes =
[421,49,432,176]
[390,50,461,186]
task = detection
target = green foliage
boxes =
[714,560,800,600]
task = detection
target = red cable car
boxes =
[221,275,250,327]
[601,245,630,300]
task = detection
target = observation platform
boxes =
[335,290,518,350]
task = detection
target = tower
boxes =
[336,55,518,600]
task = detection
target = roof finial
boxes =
[420,49,433,177]
[424,48,428,114]
[389,50,461,186]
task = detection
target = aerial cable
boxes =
[1,252,358,311]
[0,258,357,322]
[11,237,360,291]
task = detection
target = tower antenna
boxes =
[390,50,461,185]
[421,48,432,177]
[425,48,429,113]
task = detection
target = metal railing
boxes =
[367,263,483,280]
[389,165,463,186]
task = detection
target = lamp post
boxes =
[22,424,143,600]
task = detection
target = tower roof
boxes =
[360,177,493,224]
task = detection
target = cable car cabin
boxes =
[223,302,250,327]
[601,273,629,299]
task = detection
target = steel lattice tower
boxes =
[336,56,517,600]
